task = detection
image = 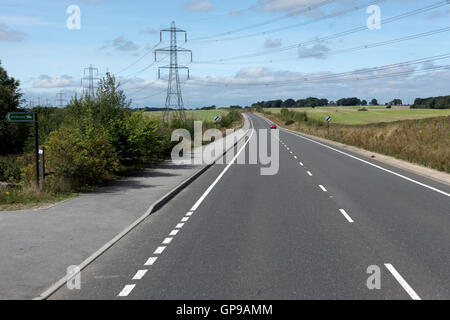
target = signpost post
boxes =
[325,116,332,137]
[6,112,40,187]
[214,115,220,129]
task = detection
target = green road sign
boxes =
[6,112,35,122]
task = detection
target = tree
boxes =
[282,99,296,108]
[370,99,378,106]
[361,100,367,106]
[390,99,402,106]
[337,97,361,106]
[0,60,29,155]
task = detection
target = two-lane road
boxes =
[50,113,450,300]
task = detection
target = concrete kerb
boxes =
[34,115,252,300]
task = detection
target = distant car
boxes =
[270,124,277,129]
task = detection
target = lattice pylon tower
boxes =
[155,21,192,122]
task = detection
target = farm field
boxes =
[264,107,450,125]
[145,109,228,122]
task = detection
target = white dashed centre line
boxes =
[339,209,354,223]
[385,264,421,300]
[132,269,148,280]
[175,223,184,229]
[319,185,327,192]
[154,246,166,254]
[144,257,158,266]
[186,211,193,216]
[294,156,297,159]
[162,237,173,244]
[299,162,304,166]
[169,229,179,236]
[307,171,312,176]
[118,284,135,297]
[181,217,189,222]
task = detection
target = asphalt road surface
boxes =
[50,113,450,300]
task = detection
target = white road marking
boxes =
[299,162,304,166]
[385,264,421,300]
[175,223,184,229]
[162,237,173,244]
[280,126,450,198]
[132,270,147,280]
[169,230,179,236]
[290,151,293,154]
[144,257,158,266]
[294,156,297,159]
[154,246,166,254]
[181,217,189,222]
[190,129,255,212]
[307,171,312,176]
[118,284,135,297]
[319,185,327,192]
[186,211,193,216]
[338,209,354,223]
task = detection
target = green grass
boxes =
[145,109,228,122]
[264,107,450,125]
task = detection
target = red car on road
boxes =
[270,124,277,129]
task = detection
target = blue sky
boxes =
[1,0,449,108]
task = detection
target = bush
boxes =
[46,127,119,187]
[358,108,368,111]
[285,120,295,125]
[0,157,21,182]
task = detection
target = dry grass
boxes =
[264,113,450,173]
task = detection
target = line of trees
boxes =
[412,95,450,109]
[250,97,390,108]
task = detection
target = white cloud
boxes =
[184,1,215,12]
[265,38,282,48]
[0,24,25,42]
[33,75,79,88]
[101,36,140,52]
[298,44,331,59]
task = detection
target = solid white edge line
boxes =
[144,257,158,266]
[118,284,135,297]
[190,129,255,212]
[385,263,421,300]
[338,209,354,223]
[319,185,327,192]
[132,269,148,280]
[278,125,450,198]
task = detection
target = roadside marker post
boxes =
[6,112,40,187]
[325,116,332,136]
[214,115,220,129]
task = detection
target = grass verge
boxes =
[262,111,450,173]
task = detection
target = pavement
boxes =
[47,113,450,300]
[0,115,250,300]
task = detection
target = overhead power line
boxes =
[194,27,450,65]
[190,0,338,41]
[195,1,450,64]
[195,0,385,43]
[186,53,450,87]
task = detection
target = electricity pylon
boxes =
[56,91,66,107]
[155,21,192,122]
[82,64,99,97]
